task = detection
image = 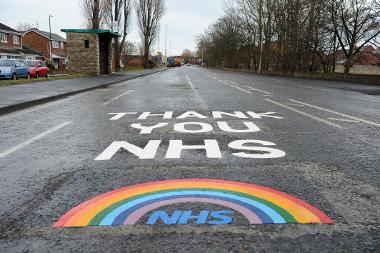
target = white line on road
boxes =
[289,99,380,128]
[296,85,330,92]
[327,118,360,123]
[243,86,272,95]
[185,75,208,110]
[230,85,252,94]
[0,121,72,158]
[102,90,134,105]
[265,99,342,128]
[224,80,238,85]
[206,75,217,79]
[218,80,228,84]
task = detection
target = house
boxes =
[23,28,67,72]
[0,23,42,60]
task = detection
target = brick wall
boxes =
[0,32,22,49]
[23,32,50,58]
[66,33,100,75]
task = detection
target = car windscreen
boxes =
[27,61,37,67]
[0,60,14,67]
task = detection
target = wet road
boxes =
[0,66,379,252]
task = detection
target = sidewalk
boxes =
[0,68,166,115]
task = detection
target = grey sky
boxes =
[1,0,225,55]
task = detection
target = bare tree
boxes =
[16,22,34,31]
[136,0,166,68]
[102,0,132,71]
[81,0,102,29]
[331,0,380,74]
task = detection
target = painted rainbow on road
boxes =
[53,179,333,227]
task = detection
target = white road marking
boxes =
[230,85,252,94]
[102,90,134,105]
[224,80,238,85]
[185,75,208,110]
[206,75,217,79]
[265,99,342,128]
[327,118,360,123]
[218,80,228,84]
[296,85,330,92]
[0,121,72,158]
[243,86,272,95]
[289,99,380,128]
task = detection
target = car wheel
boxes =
[12,73,17,80]
[27,73,31,79]
[36,73,39,79]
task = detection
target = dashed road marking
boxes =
[185,75,208,110]
[295,85,330,92]
[102,90,134,105]
[327,118,360,123]
[289,99,380,128]
[230,85,252,94]
[0,121,72,158]
[224,80,238,85]
[243,86,272,95]
[265,99,342,128]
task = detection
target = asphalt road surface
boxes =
[0,66,379,252]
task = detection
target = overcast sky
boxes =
[1,0,225,55]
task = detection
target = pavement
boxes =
[0,66,379,252]
[0,68,166,115]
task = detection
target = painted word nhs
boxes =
[147,210,233,225]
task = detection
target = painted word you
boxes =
[95,111,286,160]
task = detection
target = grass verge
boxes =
[0,74,89,87]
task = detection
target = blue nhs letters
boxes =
[147,210,233,225]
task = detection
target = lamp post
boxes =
[49,15,53,61]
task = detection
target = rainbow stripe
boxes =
[53,179,333,227]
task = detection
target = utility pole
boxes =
[201,47,204,66]
[170,40,172,57]
[258,0,264,74]
[48,15,53,61]
[165,24,168,64]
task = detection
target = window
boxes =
[1,33,7,43]
[13,35,20,45]
[84,40,89,48]
[52,41,59,48]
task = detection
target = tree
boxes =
[331,0,380,74]
[136,0,166,69]
[16,22,34,31]
[182,49,192,63]
[81,0,102,29]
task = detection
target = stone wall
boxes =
[66,33,99,75]
[335,64,380,75]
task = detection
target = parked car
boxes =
[0,59,30,80]
[27,60,49,78]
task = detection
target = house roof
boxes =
[61,29,120,37]
[0,23,23,35]
[24,28,66,42]
[0,46,43,56]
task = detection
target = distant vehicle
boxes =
[167,58,176,67]
[26,60,49,78]
[187,63,191,66]
[0,59,30,80]
[174,58,182,67]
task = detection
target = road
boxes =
[0,66,379,252]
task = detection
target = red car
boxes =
[26,60,49,78]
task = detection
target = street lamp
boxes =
[49,15,53,61]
